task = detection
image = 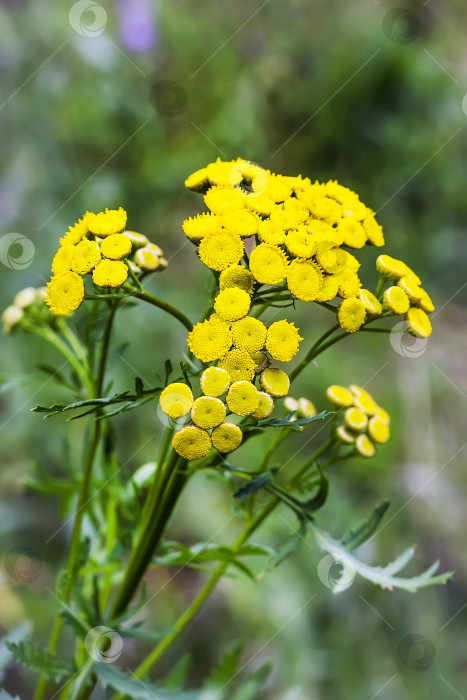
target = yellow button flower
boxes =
[344,407,368,431]
[226,381,261,416]
[187,319,233,362]
[269,208,297,231]
[315,242,348,274]
[244,192,276,217]
[214,288,251,322]
[355,434,376,458]
[124,231,149,248]
[198,232,244,271]
[182,213,221,240]
[337,297,366,333]
[249,392,275,420]
[72,239,101,275]
[362,214,385,247]
[336,425,356,444]
[297,397,317,418]
[287,258,323,301]
[285,229,317,259]
[191,396,226,429]
[100,233,132,260]
[383,286,410,315]
[406,307,432,338]
[368,416,390,444]
[352,389,379,415]
[220,210,260,238]
[359,289,382,316]
[257,220,286,246]
[219,265,255,295]
[185,167,209,191]
[266,320,303,362]
[172,426,211,460]
[52,245,76,275]
[315,274,340,302]
[206,159,242,187]
[417,289,435,314]
[159,383,194,419]
[231,317,267,354]
[375,407,390,424]
[376,255,420,283]
[218,348,256,382]
[92,260,128,288]
[249,243,288,285]
[211,422,243,453]
[337,218,366,248]
[260,368,290,397]
[398,276,424,303]
[45,272,85,316]
[135,245,162,270]
[335,268,362,298]
[204,186,245,214]
[326,385,354,407]
[87,207,127,236]
[200,367,231,397]
[59,214,89,246]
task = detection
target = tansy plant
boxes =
[2,158,449,700]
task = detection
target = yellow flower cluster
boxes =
[326,384,390,458]
[376,255,434,338]
[183,159,383,297]
[45,209,167,315]
[183,159,435,338]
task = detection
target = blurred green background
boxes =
[1,0,466,697]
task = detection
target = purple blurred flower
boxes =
[117,0,158,53]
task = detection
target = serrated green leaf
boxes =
[5,642,74,682]
[340,500,391,550]
[0,622,31,682]
[92,663,200,698]
[234,473,272,499]
[310,521,454,593]
[258,410,331,431]
[165,359,173,384]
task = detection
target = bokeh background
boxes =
[1,0,466,697]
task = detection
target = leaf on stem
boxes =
[258,410,331,431]
[4,642,75,683]
[92,663,201,698]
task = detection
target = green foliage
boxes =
[4,642,74,683]
[91,664,200,699]
[258,410,331,431]
[309,504,454,593]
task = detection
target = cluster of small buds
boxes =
[326,384,390,458]
[2,286,48,333]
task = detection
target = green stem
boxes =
[110,451,187,619]
[375,276,385,299]
[125,440,335,687]
[124,258,144,292]
[34,305,117,700]
[131,290,193,332]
